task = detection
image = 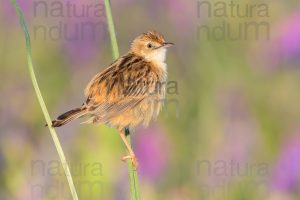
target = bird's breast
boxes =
[152,61,168,78]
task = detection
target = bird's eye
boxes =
[147,43,153,48]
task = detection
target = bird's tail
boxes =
[48,107,88,127]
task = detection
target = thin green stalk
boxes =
[103,0,141,199]
[104,0,119,59]
[10,1,78,199]
[126,136,141,200]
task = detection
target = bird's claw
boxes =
[121,154,138,169]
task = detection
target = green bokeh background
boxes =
[1,0,300,199]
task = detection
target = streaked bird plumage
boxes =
[50,31,173,168]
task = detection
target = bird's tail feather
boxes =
[48,107,87,127]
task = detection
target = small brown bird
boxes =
[50,31,173,168]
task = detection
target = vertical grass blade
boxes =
[104,0,119,59]
[10,1,78,199]
[104,0,141,199]
[126,136,141,200]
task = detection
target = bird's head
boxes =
[131,31,173,63]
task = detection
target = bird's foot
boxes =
[121,154,138,169]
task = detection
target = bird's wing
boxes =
[84,53,161,119]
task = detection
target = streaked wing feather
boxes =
[84,53,159,121]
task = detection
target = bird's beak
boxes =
[156,42,174,49]
[162,42,174,48]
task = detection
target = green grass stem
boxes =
[10,1,78,199]
[104,0,141,199]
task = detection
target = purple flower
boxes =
[143,0,195,34]
[59,0,107,66]
[271,134,300,192]
[165,0,195,31]
[2,0,31,18]
[134,126,171,181]
[254,9,300,70]
[278,11,300,57]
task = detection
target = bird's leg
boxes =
[118,129,138,169]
